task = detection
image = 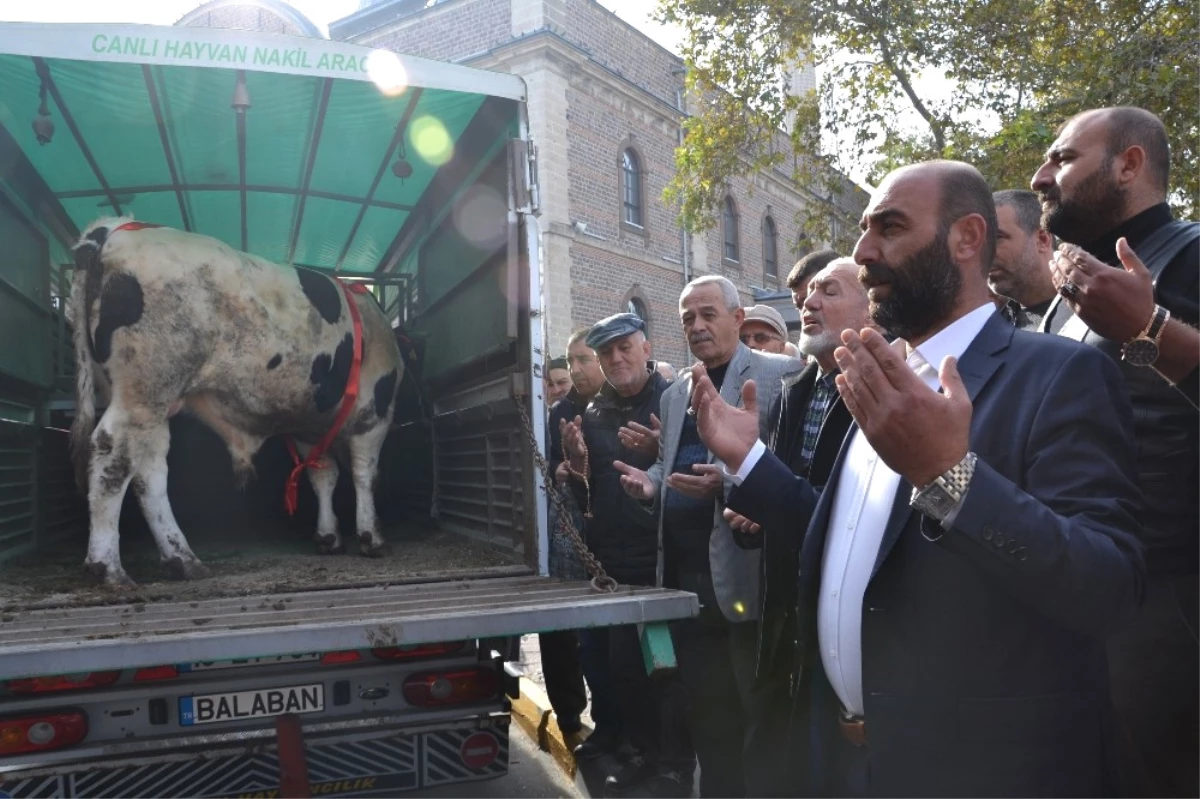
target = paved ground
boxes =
[413,720,582,798]
[517,634,593,727]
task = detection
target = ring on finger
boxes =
[1060,281,1079,299]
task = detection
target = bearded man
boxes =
[686,160,1144,796]
[1032,106,1199,798]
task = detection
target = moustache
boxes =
[1038,187,1061,204]
[688,333,715,345]
[858,262,897,289]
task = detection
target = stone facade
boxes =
[313,0,862,367]
[175,0,324,37]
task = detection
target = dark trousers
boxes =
[539,630,587,725]
[578,626,622,736]
[1107,572,1199,798]
[604,624,695,771]
[671,605,794,797]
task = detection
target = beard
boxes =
[799,328,839,360]
[1040,158,1126,244]
[859,231,962,342]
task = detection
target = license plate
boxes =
[179,683,325,726]
[179,653,321,672]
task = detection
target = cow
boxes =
[67,217,404,587]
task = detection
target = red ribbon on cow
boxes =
[112,221,163,233]
[283,280,365,516]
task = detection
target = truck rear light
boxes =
[373,642,465,660]
[402,668,499,707]
[319,651,362,665]
[0,712,88,755]
[133,665,179,682]
[5,672,120,694]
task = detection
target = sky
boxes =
[0,0,686,49]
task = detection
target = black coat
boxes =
[571,371,669,585]
[738,361,853,684]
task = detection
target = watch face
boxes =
[916,486,957,518]
[1124,338,1160,367]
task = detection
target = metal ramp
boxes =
[0,575,699,680]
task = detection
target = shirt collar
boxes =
[905,303,996,387]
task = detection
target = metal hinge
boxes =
[508,139,540,215]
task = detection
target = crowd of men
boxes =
[537,105,1197,798]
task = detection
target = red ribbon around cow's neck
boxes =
[283,280,367,515]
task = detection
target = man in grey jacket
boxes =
[615,275,800,797]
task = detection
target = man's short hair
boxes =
[786,249,841,290]
[682,275,740,311]
[547,356,568,372]
[993,190,1044,236]
[1099,107,1171,192]
[933,161,998,270]
[566,327,592,349]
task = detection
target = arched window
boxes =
[722,196,740,263]
[621,149,643,228]
[627,296,647,319]
[763,215,778,278]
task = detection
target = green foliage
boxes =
[659,0,1199,239]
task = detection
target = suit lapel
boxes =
[721,344,752,407]
[664,376,689,471]
[868,314,1011,579]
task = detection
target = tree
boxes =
[659,0,1198,242]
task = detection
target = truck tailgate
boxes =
[0,576,698,680]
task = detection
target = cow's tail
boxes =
[67,222,113,496]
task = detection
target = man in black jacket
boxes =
[559,313,685,792]
[1032,106,1199,797]
[731,260,870,663]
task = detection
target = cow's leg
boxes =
[130,422,210,580]
[294,441,343,554]
[83,405,139,586]
[348,423,390,557]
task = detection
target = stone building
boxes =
[179,0,864,367]
[330,0,867,366]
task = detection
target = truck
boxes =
[0,21,696,798]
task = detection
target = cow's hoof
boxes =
[164,556,212,581]
[315,534,345,555]
[358,534,390,558]
[85,560,137,589]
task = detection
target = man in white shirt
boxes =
[685,160,1145,796]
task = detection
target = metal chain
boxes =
[514,395,618,593]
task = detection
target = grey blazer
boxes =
[646,343,801,622]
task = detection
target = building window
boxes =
[627,296,648,319]
[722,196,740,263]
[763,215,778,278]
[621,148,644,229]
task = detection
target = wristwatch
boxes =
[1122,304,1170,367]
[911,452,977,522]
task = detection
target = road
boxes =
[414,722,582,798]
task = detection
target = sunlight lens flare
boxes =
[366,50,407,97]
[410,115,453,166]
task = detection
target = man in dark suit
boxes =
[727,257,868,696]
[689,160,1145,796]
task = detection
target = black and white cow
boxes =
[68,217,403,586]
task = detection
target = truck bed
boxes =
[0,575,696,681]
[0,520,522,610]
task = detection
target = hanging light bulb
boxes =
[391,139,413,181]
[32,78,54,145]
[231,71,251,113]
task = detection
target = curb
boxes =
[510,677,591,783]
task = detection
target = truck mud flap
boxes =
[0,721,508,798]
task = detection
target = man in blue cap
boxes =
[559,312,691,795]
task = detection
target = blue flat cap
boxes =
[586,312,646,349]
